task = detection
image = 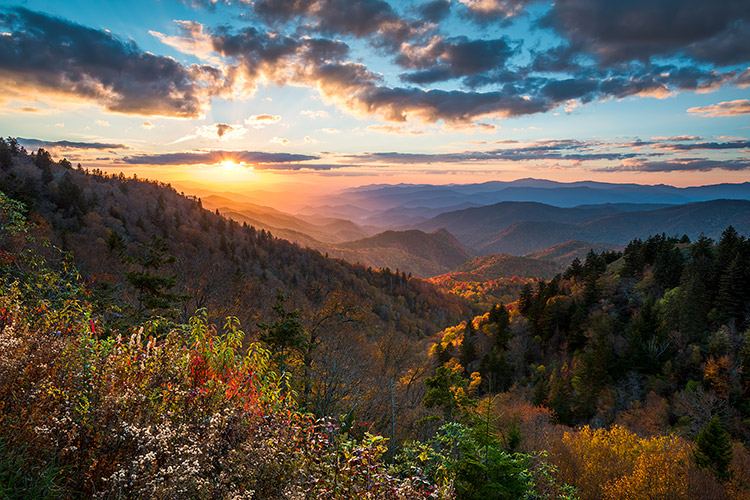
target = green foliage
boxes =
[0,191,27,235]
[258,289,307,377]
[124,234,179,322]
[424,365,476,422]
[0,439,63,500]
[695,416,733,482]
[396,423,577,500]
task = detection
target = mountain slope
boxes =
[453,254,560,280]
[524,240,623,265]
[201,195,371,244]
[319,178,750,215]
[329,228,477,278]
[479,200,750,254]
[416,201,623,250]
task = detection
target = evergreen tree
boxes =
[258,290,306,377]
[124,234,178,322]
[460,321,478,373]
[563,257,583,280]
[694,416,733,482]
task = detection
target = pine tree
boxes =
[258,290,306,377]
[124,234,178,322]
[695,416,733,482]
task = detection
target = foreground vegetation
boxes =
[0,144,572,498]
[3,138,750,499]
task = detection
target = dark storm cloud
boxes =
[539,0,750,66]
[598,158,750,172]
[0,8,220,117]
[18,138,128,150]
[120,150,320,166]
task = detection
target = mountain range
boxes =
[183,179,750,280]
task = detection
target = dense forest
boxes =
[2,137,750,498]
[430,231,750,498]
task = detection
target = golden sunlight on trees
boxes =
[557,426,692,500]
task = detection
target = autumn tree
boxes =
[424,365,475,422]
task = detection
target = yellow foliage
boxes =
[704,355,732,399]
[468,371,482,396]
[559,425,693,500]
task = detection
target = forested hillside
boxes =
[0,138,480,434]
[0,138,579,498]
[427,232,750,498]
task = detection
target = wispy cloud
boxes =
[119,150,321,167]
[688,99,750,117]
[18,137,128,150]
[597,158,750,172]
[245,114,282,128]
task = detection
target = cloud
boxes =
[150,20,223,64]
[419,0,451,22]
[457,0,537,23]
[250,0,422,49]
[270,136,289,144]
[366,124,426,135]
[321,128,341,134]
[15,3,739,132]
[0,8,221,118]
[300,109,330,119]
[245,114,281,127]
[18,137,128,150]
[687,99,750,117]
[95,120,110,127]
[650,135,703,141]
[654,139,750,151]
[119,150,320,166]
[597,158,750,172]
[142,121,154,130]
[347,139,642,164]
[398,35,518,84]
[539,0,750,66]
[195,123,247,141]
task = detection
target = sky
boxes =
[0,0,749,198]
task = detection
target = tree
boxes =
[424,365,474,422]
[258,290,306,377]
[124,234,178,322]
[460,321,477,373]
[694,415,733,482]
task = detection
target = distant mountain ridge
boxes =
[477,199,750,255]
[328,228,477,278]
[318,179,750,218]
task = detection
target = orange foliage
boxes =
[704,355,732,399]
